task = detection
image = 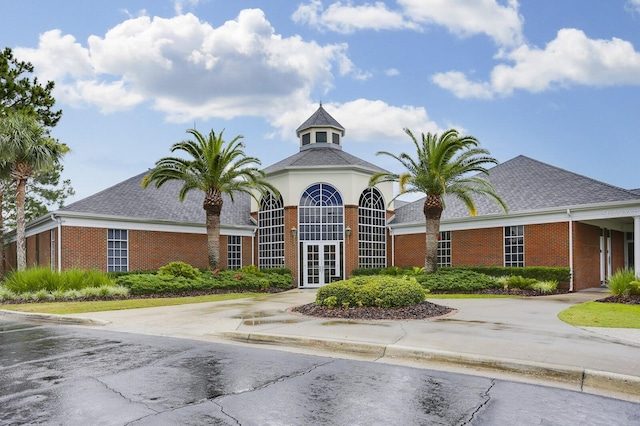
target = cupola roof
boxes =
[296,103,345,137]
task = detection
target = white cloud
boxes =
[294,0,523,46]
[271,99,442,143]
[385,68,399,76]
[626,0,640,15]
[15,10,363,121]
[431,71,493,99]
[398,0,523,46]
[433,29,640,98]
[292,0,417,33]
[173,0,202,15]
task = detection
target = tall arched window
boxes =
[299,183,344,286]
[358,187,386,268]
[258,193,284,269]
[298,183,344,241]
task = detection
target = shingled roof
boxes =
[262,146,388,175]
[59,171,254,227]
[391,155,640,224]
[296,104,345,136]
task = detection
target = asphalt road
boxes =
[1,319,639,425]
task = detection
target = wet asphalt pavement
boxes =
[1,319,640,426]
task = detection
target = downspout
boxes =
[251,229,255,266]
[390,229,395,266]
[50,213,62,272]
[567,209,574,292]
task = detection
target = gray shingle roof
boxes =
[59,171,254,227]
[391,155,640,224]
[262,146,388,175]
[296,104,345,136]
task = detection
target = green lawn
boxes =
[0,292,261,315]
[558,302,640,328]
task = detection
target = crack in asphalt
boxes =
[461,379,496,425]
[211,359,336,424]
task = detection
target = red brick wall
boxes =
[453,228,503,266]
[61,227,106,270]
[524,223,569,267]
[242,235,253,268]
[4,242,16,272]
[394,233,425,267]
[57,227,209,271]
[611,230,625,275]
[284,206,299,286]
[344,205,358,278]
[572,222,601,290]
[129,230,208,270]
[395,223,573,269]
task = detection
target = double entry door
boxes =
[302,242,341,288]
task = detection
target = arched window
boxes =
[358,187,386,268]
[298,183,344,241]
[258,193,284,269]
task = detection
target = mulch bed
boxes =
[291,300,456,321]
[596,295,640,305]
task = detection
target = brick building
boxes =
[5,105,640,291]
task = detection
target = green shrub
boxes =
[316,276,425,308]
[629,281,640,296]
[416,269,500,293]
[351,267,384,276]
[239,265,261,275]
[608,269,637,297]
[158,261,201,279]
[262,267,292,276]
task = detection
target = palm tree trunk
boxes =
[204,190,224,269]
[206,211,221,269]
[16,177,27,271]
[424,196,443,274]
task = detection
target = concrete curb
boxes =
[220,331,640,401]
[0,309,110,326]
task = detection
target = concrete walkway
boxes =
[2,289,640,402]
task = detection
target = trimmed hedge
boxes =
[316,276,425,308]
[452,266,570,283]
[415,269,500,293]
[116,270,293,295]
[353,266,570,284]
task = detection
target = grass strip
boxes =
[426,294,517,299]
[558,301,640,328]
[1,292,262,315]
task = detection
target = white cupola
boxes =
[295,103,346,151]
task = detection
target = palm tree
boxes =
[0,111,69,270]
[142,128,278,270]
[370,128,507,274]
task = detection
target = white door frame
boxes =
[302,241,340,288]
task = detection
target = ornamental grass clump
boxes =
[2,267,115,293]
[608,268,637,297]
[316,276,425,309]
[529,280,558,294]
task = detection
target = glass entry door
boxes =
[303,242,340,287]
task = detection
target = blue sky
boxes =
[2,0,640,204]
